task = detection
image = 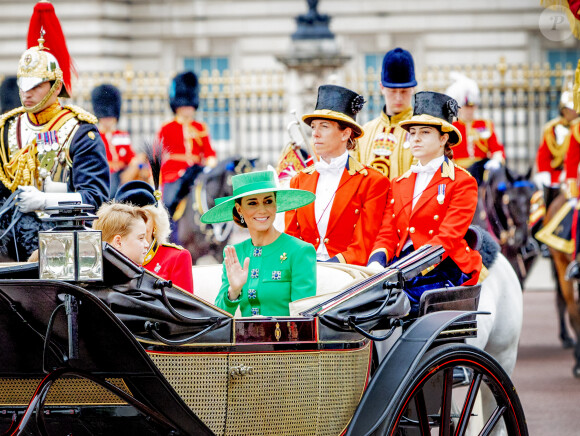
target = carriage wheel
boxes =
[384,343,528,436]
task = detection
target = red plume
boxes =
[26,0,77,96]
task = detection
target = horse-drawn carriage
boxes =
[0,207,527,435]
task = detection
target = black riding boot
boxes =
[566,210,580,280]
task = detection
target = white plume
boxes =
[445,72,480,106]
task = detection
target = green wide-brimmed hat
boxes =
[200,170,315,224]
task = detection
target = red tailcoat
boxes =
[370,157,482,285]
[452,119,505,165]
[143,241,194,294]
[157,119,216,184]
[285,157,390,265]
[100,130,135,173]
[537,117,571,184]
[564,120,580,181]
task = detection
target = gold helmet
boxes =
[560,70,575,111]
[17,1,75,112]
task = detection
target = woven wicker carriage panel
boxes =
[225,352,319,436]
[318,342,371,435]
[149,352,229,435]
[0,378,130,406]
[149,345,371,436]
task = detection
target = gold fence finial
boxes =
[574,59,580,112]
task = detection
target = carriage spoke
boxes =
[478,405,506,436]
[454,372,482,436]
[439,367,453,436]
[414,388,431,434]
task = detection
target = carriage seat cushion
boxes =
[192,263,374,317]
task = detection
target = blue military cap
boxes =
[381,47,417,88]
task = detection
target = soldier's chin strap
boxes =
[20,79,62,114]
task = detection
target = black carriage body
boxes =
[0,245,527,436]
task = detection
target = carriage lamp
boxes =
[38,203,103,282]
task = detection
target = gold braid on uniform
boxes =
[544,118,569,169]
[0,108,37,192]
[369,156,391,177]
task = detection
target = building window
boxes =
[184,57,230,141]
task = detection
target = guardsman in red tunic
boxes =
[157,71,217,216]
[445,73,505,183]
[115,180,194,294]
[368,91,482,312]
[285,85,389,265]
[535,87,578,189]
[91,84,139,196]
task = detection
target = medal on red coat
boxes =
[437,184,445,205]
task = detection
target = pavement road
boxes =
[512,285,580,435]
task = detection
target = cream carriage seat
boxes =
[191,263,374,317]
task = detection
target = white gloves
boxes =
[44,176,68,193]
[367,261,385,273]
[17,186,47,212]
[483,158,501,171]
[17,185,82,213]
[533,171,552,189]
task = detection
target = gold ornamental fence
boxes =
[53,59,574,173]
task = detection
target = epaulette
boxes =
[63,104,98,124]
[453,162,472,177]
[396,169,413,182]
[544,117,564,133]
[347,156,368,176]
[162,242,185,250]
[0,106,26,129]
[302,164,316,174]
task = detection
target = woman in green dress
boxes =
[201,170,317,316]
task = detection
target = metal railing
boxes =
[57,58,574,173]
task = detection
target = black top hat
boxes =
[169,71,199,113]
[114,181,157,207]
[381,47,417,88]
[91,84,122,120]
[399,91,462,146]
[301,85,365,139]
[0,76,20,114]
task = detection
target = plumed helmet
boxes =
[91,84,122,119]
[0,76,21,113]
[381,47,417,88]
[445,72,481,107]
[169,71,199,112]
[560,70,575,111]
[17,1,75,100]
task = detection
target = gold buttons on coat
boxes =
[428,230,433,235]
[409,227,416,234]
[392,214,395,218]
[316,238,320,243]
[397,229,401,233]
[405,227,409,231]
[397,243,400,247]
[434,215,439,221]
[390,199,395,204]
[466,247,470,252]
[324,238,329,244]
[355,209,360,214]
